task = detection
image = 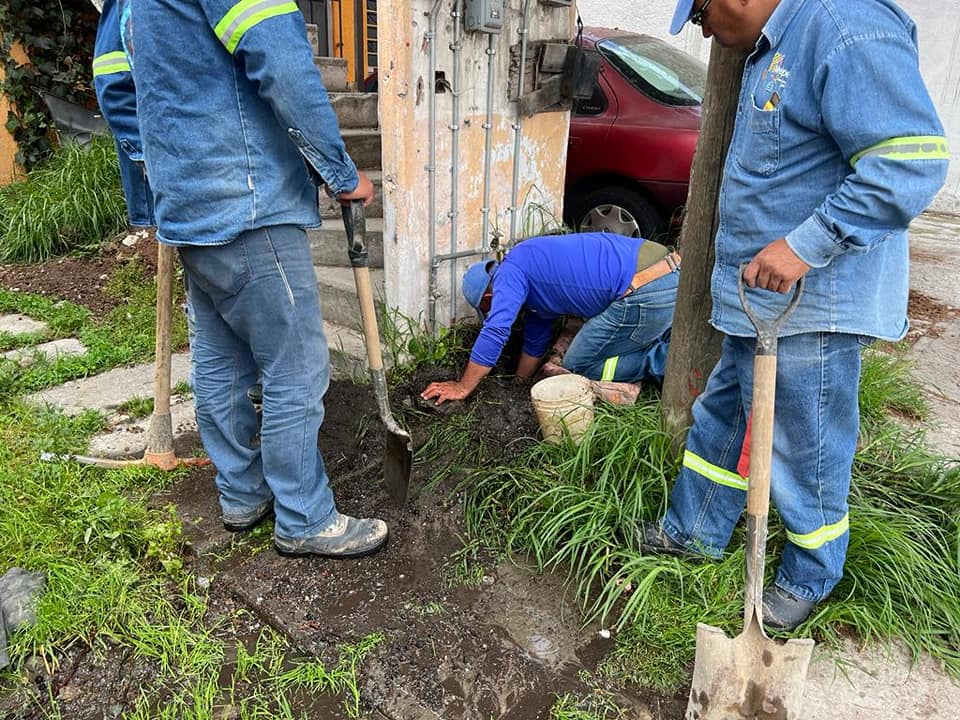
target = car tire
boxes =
[570,187,664,240]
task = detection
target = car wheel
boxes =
[572,187,664,240]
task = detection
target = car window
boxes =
[597,35,706,107]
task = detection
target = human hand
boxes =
[336,170,375,207]
[421,380,472,405]
[743,238,811,294]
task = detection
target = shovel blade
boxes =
[685,620,814,720]
[384,428,412,507]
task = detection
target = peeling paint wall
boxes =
[0,41,29,186]
[577,0,960,212]
[379,0,574,328]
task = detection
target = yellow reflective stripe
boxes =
[92,51,130,77]
[786,514,849,550]
[850,135,949,167]
[215,0,299,54]
[601,357,618,381]
[683,450,748,491]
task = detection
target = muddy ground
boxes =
[1,236,686,719]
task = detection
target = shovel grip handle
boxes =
[354,265,385,372]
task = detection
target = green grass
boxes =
[0,257,187,400]
[462,355,960,692]
[0,134,127,263]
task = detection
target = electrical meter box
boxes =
[464,0,504,33]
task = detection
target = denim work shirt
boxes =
[129,0,359,246]
[713,0,949,341]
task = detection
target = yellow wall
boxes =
[0,41,30,185]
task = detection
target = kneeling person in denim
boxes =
[131,0,386,558]
[421,232,680,405]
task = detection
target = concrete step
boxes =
[309,216,384,268]
[315,56,348,93]
[329,93,379,129]
[318,173,383,219]
[324,319,371,379]
[316,264,385,329]
[341,128,381,169]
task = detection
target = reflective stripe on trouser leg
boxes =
[661,336,751,558]
[770,332,861,602]
[601,356,618,381]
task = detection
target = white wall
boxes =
[576,0,960,213]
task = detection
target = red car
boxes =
[564,27,707,241]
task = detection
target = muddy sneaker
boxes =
[762,585,818,632]
[222,498,274,532]
[636,521,707,562]
[274,512,388,559]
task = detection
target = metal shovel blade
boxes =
[384,422,413,506]
[686,614,814,720]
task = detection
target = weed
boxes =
[117,395,154,419]
[550,688,632,720]
[440,536,490,589]
[0,134,126,262]
[379,305,471,380]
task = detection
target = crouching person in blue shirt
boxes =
[421,232,680,405]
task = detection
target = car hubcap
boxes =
[580,204,640,237]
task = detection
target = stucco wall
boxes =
[379,0,574,326]
[577,0,960,213]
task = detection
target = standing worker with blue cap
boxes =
[421,232,680,405]
[641,0,948,631]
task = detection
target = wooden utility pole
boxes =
[661,43,746,445]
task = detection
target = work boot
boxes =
[591,380,641,406]
[222,498,274,532]
[762,584,819,632]
[636,521,708,562]
[275,512,388,559]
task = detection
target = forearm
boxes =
[459,361,494,394]
[515,352,542,378]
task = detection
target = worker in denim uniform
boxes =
[129,0,386,558]
[421,232,680,405]
[641,0,949,631]
[91,0,154,228]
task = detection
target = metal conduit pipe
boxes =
[447,0,464,322]
[426,0,444,333]
[479,32,496,255]
[508,0,534,245]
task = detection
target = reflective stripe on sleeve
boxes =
[683,449,748,491]
[215,0,300,54]
[785,514,850,550]
[92,51,130,77]
[850,136,949,167]
[601,357,618,381]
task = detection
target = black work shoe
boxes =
[762,584,818,632]
[636,521,706,562]
[275,513,389,559]
[222,499,274,532]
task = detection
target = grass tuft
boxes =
[0,134,127,263]
[463,363,960,691]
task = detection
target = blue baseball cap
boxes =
[670,0,696,35]
[462,259,499,314]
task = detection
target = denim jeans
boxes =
[562,271,678,382]
[661,332,862,602]
[178,225,337,539]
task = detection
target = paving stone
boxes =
[0,314,48,335]
[2,338,86,366]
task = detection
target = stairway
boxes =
[306,26,385,379]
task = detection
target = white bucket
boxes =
[530,374,595,444]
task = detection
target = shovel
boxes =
[341,200,413,506]
[685,268,813,720]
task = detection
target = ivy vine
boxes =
[1,1,100,171]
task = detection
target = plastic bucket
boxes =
[530,374,594,444]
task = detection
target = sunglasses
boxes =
[689,0,713,27]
